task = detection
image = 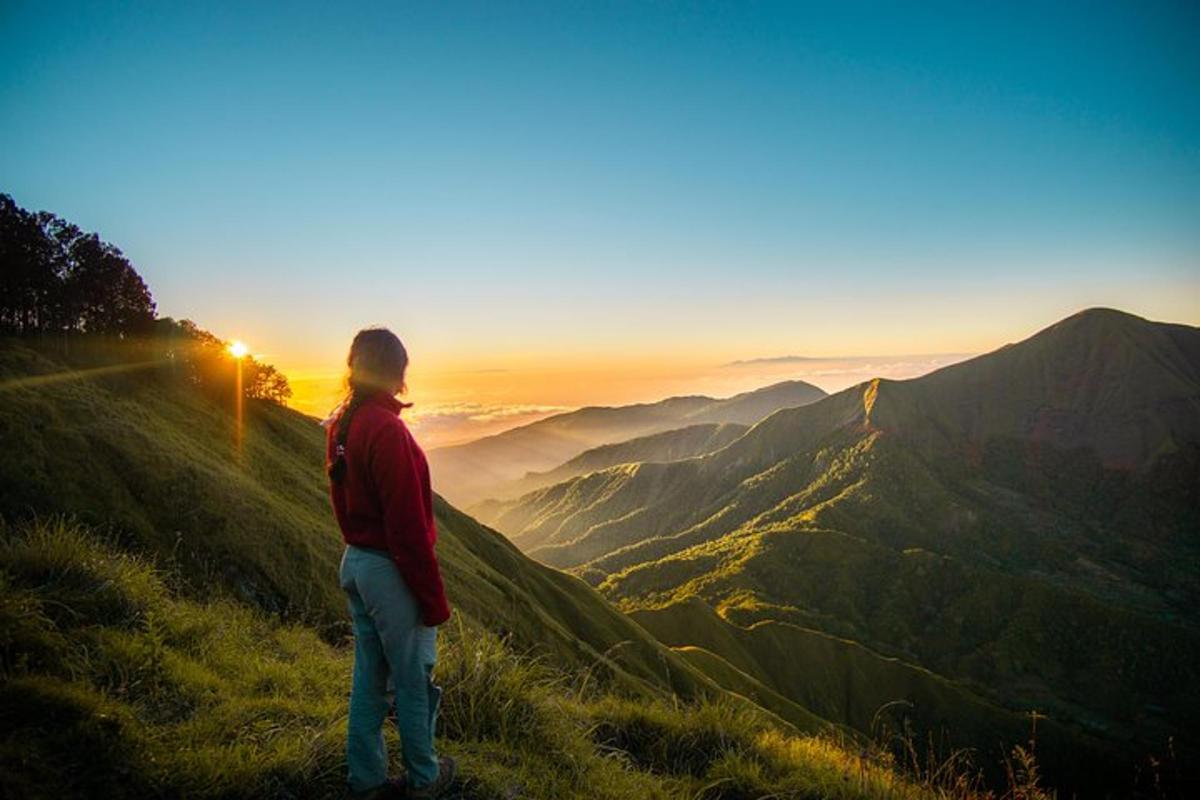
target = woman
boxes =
[325,327,455,800]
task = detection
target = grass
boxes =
[1,516,1067,800]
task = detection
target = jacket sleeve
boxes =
[369,421,451,626]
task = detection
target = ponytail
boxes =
[327,393,364,484]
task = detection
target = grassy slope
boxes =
[630,599,1126,792]
[0,340,719,696]
[3,517,958,800]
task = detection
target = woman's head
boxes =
[346,327,409,396]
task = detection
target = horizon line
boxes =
[721,351,977,368]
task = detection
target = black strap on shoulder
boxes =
[327,394,363,484]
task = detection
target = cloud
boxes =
[406,401,572,448]
[721,355,825,366]
[465,404,570,423]
[711,352,977,395]
[408,401,569,422]
[721,352,973,368]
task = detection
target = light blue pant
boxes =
[339,545,441,791]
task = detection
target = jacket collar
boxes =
[320,390,408,430]
[360,390,411,415]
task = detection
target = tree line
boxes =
[0,193,291,405]
[156,317,293,406]
[0,193,156,335]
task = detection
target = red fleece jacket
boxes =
[326,391,451,626]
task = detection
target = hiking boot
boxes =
[406,756,456,799]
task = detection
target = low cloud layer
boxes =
[721,355,825,366]
[407,402,572,448]
[719,352,975,393]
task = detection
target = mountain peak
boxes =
[1038,306,1152,338]
[885,308,1200,468]
[1062,305,1145,323]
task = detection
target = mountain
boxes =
[858,306,1200,469]
[489,308,1200,795]
[426,380,827,506]
[471,422,748,521]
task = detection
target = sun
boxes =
[228,340,249,359]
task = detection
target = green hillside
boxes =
[2,336,1055,799]
[631,599,1124,791]
[489,308,1200,796]
[428,380,826,507]
[0,339,714,694]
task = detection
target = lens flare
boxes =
[226,340,249,463]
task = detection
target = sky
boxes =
[2,1,1198,446]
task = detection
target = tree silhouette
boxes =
[0,193,155,335]
[63,232,156,334]
[246,361,293,404]
[0,195,59,332]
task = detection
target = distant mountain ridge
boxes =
[471,422,749,517]
[502,308,1200,567]
[428,379,827,506]
[487,308,1200,793]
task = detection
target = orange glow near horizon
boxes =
[246,295,1199,450]
[281,349,976,448]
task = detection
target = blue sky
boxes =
[2,1,1198,428]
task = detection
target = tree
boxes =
[62,233,156,334]
[150,317,293,407]
[0,194,60,333]
[0,193,156,336]
[246,361,293,405]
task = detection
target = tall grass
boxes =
[1,516,349,799]
[2,517,1065,799]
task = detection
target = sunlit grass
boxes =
[1,517,1058,800]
